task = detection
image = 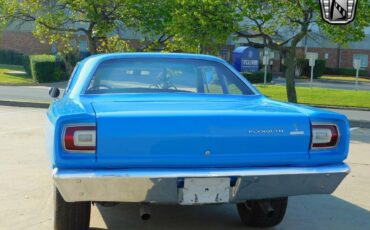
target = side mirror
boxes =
[49,87,60,98]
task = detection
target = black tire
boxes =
[237,197,288,228]
[54,186,91,230]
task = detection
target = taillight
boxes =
[64,125,96,152]
[311,124,339,149]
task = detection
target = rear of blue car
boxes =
[47,53,350,230]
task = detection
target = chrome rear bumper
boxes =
[53,163,350,203]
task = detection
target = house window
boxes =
[324,53,329,59]
[353,54,368,68]
[79,41,88,52]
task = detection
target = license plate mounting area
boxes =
[179,177,230,205]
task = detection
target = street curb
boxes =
[0,100,49,109]
[308,104,370,112]
[0,83,39,87]
[273,77,370,85]
[349,120,370,129]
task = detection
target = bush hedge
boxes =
[29,55,67,83]
[22,55,32,76]
[0,49,24,65]
[325,67,369,77]
[281,59,326,79]
[299,59,326,79]
[241,71,272,83]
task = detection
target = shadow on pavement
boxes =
[92,195,370,230]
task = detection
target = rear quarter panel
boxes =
[285,103,350,165]
[46,97,97,168]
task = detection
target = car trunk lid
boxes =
[92,98,311,168]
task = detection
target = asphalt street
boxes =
[273,77,370,91]
[330,109,370,122]
[0,105,369,230]
[0,81,66,104]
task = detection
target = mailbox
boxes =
[232,46,259,72]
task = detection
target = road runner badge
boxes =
[319,0,357,24]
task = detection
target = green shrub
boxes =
[299,59,326,79]
[22,55,32,76]
[0,49,24,65]
[59,52,84,75]
[325,67,368,77]
[30,55,67,83]
[241,71,272,83]
[282,59,326,79]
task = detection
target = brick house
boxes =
[0,21,146,55]
[0,21,52,54]
[296,30,370,74]
[233,30,370,75]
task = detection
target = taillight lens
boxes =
[64,125,96,152]
[311,124,339,148]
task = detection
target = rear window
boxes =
[85,58,254,95]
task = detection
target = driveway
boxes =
[0,105,369,230]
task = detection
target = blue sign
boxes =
[232,46,259,72]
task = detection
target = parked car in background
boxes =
[46,53,350,230]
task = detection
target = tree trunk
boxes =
[60,55,74,75]
[88,36,98,54]
[284,48,298,103]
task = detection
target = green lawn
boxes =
[256,85,370,108]
[0,64,33,85]
[321,75,370,83]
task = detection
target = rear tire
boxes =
[54,186,91,230]
[237,197,288,228]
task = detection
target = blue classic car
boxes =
[47,53,350,230]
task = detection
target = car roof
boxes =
[80,52,226,65]
[65,52,260,98]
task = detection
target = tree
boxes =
[163,0,239,54]
[125,0,175,51]
[0,0,16,36]
[235,0,370,103]
[3,0,139,73]
[128,0,238,54]
[9,0,135,54]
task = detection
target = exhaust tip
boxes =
[141,213,151,220]
[257,200,275,218]
[267,210,275,218]
[140,203,151,221]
